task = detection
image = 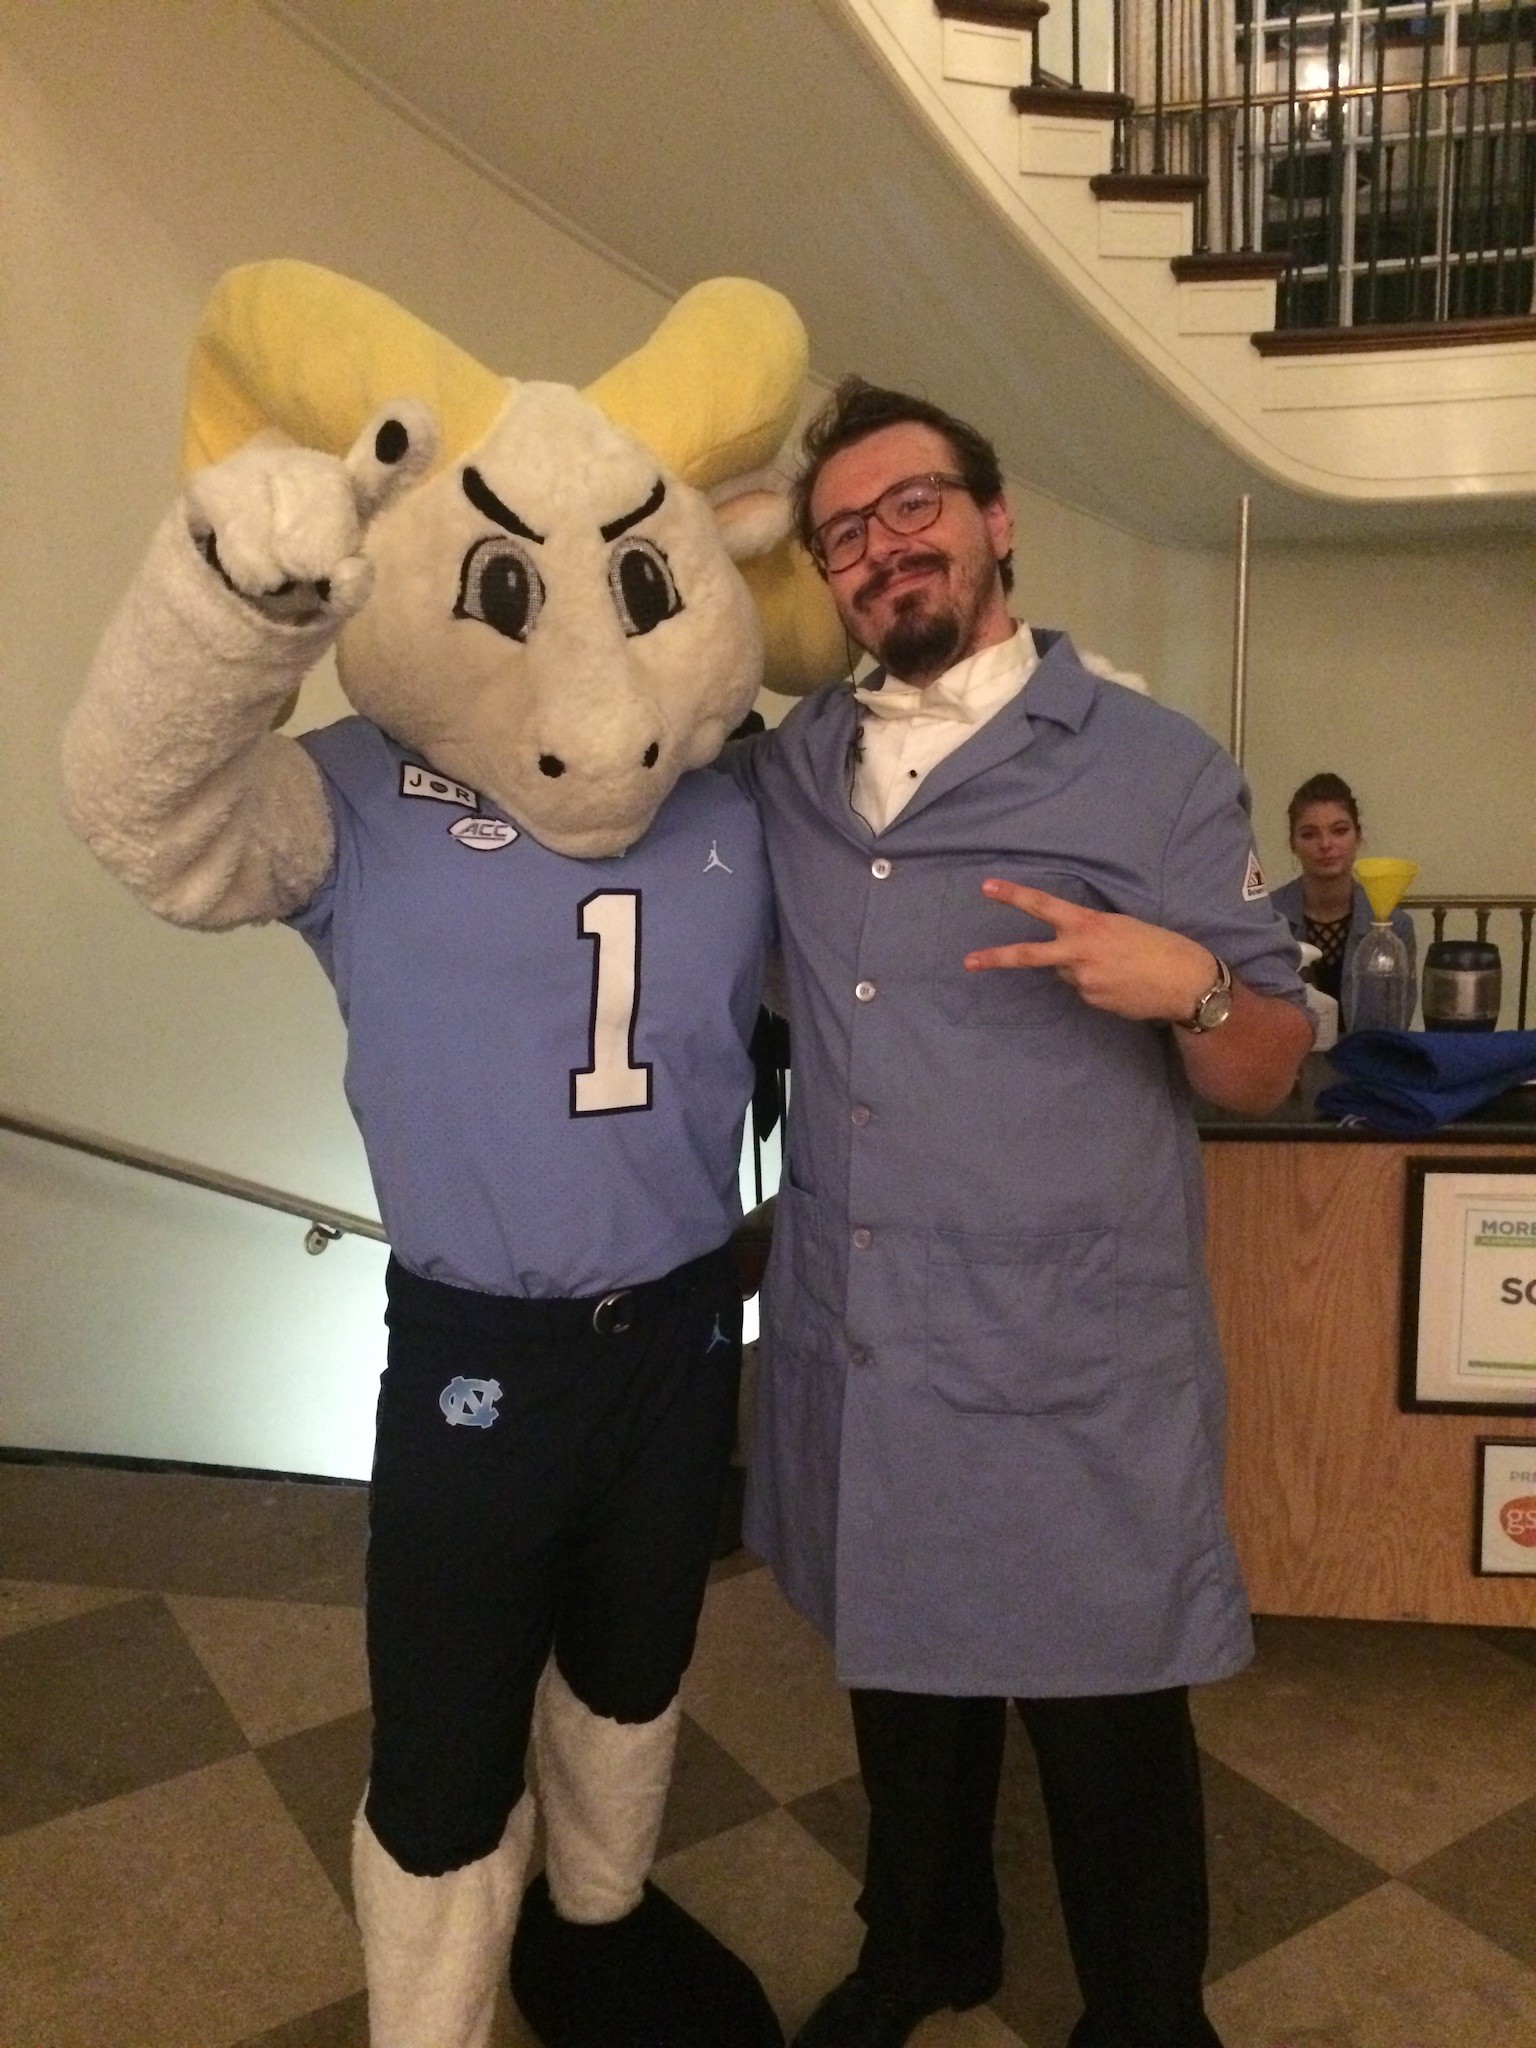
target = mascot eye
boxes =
[608,538,683,639]
[455,536,545,642]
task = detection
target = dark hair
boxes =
[791,376,1014,594]
[1287,772,1361,837]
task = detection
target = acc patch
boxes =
[1242,849,1268,903]
[450,817,518,851]
[401,762,479,809]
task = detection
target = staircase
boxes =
[844,0,1536,502]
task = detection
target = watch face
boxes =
[1197,987,1235,1031]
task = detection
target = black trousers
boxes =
[850,1686,1224,2048]
[364,1247,741,1877]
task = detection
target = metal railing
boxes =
[1402,893,1535,1025]
[1024,0,1536,329]
[0,1106,385,1255]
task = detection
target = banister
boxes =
[0,1106,385,1254]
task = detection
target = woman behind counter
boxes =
[1272,773,1416,1026]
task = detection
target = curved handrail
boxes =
[0,1106,385,1254]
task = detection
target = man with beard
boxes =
[730,380,1311,2048]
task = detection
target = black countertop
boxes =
[1195,1052,1536,1143]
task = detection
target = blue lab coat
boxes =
[731,634,1307,1697]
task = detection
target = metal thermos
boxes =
[1421,940,1502,1031]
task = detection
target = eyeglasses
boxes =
[808,472,971,574]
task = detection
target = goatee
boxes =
[877,607,961,684]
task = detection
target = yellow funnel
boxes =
[1354,857,1417,921]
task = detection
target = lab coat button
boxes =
[851,1104,872,1127]
[871,857,892,879]
[855,980,877,1002]
[852,1228,873,1250]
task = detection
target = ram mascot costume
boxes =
[63,263,843,2048]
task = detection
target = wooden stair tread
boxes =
[936,0,1048,26]
[1171,252,1288,282]
[1090,172,1205,201]
[1253,314,1536,354]
[1010,84,1133,120]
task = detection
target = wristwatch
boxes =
[1178,955,1233,1034]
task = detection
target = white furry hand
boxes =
[184,401,436,625]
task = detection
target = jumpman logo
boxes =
[706,1314,730,1352]
[439,1375,504,1428]
[703,840,732,875]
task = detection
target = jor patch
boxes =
[401,762,479,810]
[1242,849,1268,902]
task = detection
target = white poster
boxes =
[1476,1439,1536,1576]
[1406,1167,1536,1410]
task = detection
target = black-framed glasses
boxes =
[808,472,971,575]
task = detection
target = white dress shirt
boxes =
[850,623,1036,834]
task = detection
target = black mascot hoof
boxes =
[510,1871,783,2048]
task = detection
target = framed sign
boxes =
[1474,1438,1536,1575]
[1400,1160,1536,1414]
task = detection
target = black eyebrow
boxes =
[461,466,544,543]
[600,478,665,542]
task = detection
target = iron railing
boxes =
[0,1106,385,1254]
[1022,0,1536,329]
[1403,892,1535,1025]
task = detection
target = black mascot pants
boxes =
[364,1247,741,1878]
[850,1685,1224,2048]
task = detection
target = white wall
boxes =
[0,0,669,1474]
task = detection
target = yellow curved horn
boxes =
[584,278,807,491]
[182,261,507,476]
[739,542,848,698]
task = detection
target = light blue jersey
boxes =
[288,717,772,1297]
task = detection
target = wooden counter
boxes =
[1201,1059,1536,1625]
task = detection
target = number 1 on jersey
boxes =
[572,890,653,1115]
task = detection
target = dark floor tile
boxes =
[235,1992,369,2047]
[1201,1750,1389,1978]
[259,1708,373,1911]
[0,1594,249,1834]
[990,1714,1082,2048]
[787,1771,868,1884]
[657,1710,776,1859]
[1476,1625,1536,1671]
[0,1459,367,1602]
[1405,1787,1536,1969]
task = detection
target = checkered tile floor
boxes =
[3,1458,1536,2048]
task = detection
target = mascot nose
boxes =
[538,754,566,778]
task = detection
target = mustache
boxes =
[853,547,948,609]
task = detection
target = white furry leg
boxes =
[532,1662,681,1924]
[353,1796,534,2048]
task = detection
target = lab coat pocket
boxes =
[762,1172,835,1357]
[935,863,1096,1029]
[927,1226,1117,1414]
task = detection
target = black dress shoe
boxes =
[790,1971,953,2048]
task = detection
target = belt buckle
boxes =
[592,1289,635,1336]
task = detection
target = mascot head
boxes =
[182,264,843,856]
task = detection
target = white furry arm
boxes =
[61,505,339,929]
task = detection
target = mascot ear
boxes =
[711,478,793,563]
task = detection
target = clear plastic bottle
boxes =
[1343,919,1416,1031]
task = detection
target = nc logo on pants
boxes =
[439,1376,504,1428]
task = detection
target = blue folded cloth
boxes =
[1316,1029,1536,1134]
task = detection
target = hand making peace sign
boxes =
[963,880,1219,1025]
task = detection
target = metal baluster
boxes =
[1155,0,1167,173]
[1326,0,1348,324]
[1383,139,1397,312]
[1477,79,1499,312]
[1072,0,1082,91]
[1366,0,1390,321]
[1477,905,1492,942]
[1285,0,1303,321]
[1031,19,1042,87]
[1494,32,1520,308]
[1433,906,1447,943]
[1455,0,1485,314]
[1243,0,1258,251]
[1113,0,1125,175]
[1520,907,1533,1029]
[1407,0,1436,321]
[1198,0,1212,251]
